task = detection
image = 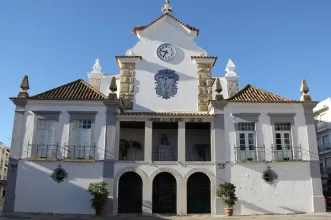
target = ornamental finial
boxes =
[300,78,311,102]
[109,76,117,92]
[17,75,30,98]
[92,58,102,73]
[162,0,172,14]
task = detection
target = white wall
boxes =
[21,101,107,160]
[220,103,312,161]
[226,162,313,215]
[15,160,103,214]
[127,17,206,112]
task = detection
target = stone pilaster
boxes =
[144,121,153,162]
[119,63,136,110]
[4,99,27,212]
[227,80,239,98]
[178,121,186,162]
[197,64,213,111]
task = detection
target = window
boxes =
[237,122,256,161]
[322,135,329,145]
[237,122,256,150]
[274,122,293,160]
[71,119,92,159]
[326,157,331,168]
[35,119,56,158]
[320,162,324,174]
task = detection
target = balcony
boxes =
[272,146,302,161]
[321,167,331,178]
[152,148,177,161]
[63,145,96,160]
[318,144,331,153]
[27,143,58,159]
[119,148,144,161]
[186,146,211,162]
[235,147,266,162]
[315,121,331,131]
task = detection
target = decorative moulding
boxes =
[267,113,296,117]
[67,111,98,115]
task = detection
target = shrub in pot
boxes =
[216,182,238,216]
[87,181,109,215]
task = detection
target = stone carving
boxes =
[227,81,239,98]
[197,64,213,111]
[161,134,169,145]
[155,69,179,100]
[90,78,101,90]
[119,63,136,110]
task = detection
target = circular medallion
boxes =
[51,167,68,183]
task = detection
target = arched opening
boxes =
[187,172,211,214]
[152,172,177,214]
[118,172,143,213]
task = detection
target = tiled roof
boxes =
[118,112,214,116]
[132,13,199,35]
[27,79,107,101]
[224,84,317,103]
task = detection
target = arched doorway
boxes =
[118,172,142,213]
[187,172,211,214]
[152,172,177,214]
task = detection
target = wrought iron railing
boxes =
[271,145,302,161]
[234,147,265,162]
[152,148,177,161]
[63,145,96,160]
[27,143,59,159]
[318,144,331,153]
[186,149,211,161]
[315,121,331,130]
[119,149,144,161]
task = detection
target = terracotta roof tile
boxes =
[220,84,317,103]
[27,79,107,101]
[132,13,199,36]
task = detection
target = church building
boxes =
[4,1,325,216]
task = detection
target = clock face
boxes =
[157,44,176,61]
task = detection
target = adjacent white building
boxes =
[314,97,331,193]
[4,1,325,216]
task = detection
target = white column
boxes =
[210,121,215,162]
[178,121,186,162]
[142,180,152,215]
[59,112,70,158]
[144,121,152,162]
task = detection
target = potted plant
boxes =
[87,181,109,215]
[216,182,238,216]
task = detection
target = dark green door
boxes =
[187,172,211,213]
[152,172,176,214]
[118,172,142,213]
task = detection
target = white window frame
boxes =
[273,122,293,160]
[34,118,56,158]
[71,119,93,159]
[236,122,257,161]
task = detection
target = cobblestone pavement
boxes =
[0,213,330,220]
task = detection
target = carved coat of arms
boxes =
[155,69,179,100]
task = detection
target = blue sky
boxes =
[0,0,331,147]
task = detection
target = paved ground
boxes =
[0,199,330,220]
[0,213,330,220]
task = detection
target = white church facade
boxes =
[4,1,325,216]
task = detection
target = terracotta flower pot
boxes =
[95,209,104,216]
[224,208,233,216]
